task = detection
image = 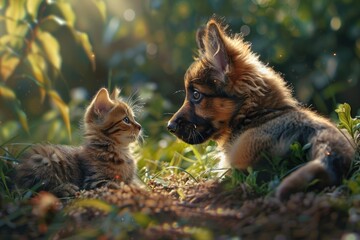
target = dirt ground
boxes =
[1,174,360,239]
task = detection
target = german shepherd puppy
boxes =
[167,18,355,200]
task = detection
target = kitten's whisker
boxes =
[14,87,140,198]
[137,134,146,145]
[127,88,139,102]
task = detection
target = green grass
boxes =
[0,103,359,239]
[1,103,359,197]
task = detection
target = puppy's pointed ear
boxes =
[92,88,114,116]
[196,26,206,52]
[110,87,121,100]
[204,22,229,75]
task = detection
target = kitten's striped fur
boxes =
[15,88,141,197]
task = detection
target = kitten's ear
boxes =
[204,21,230,76]
[92,88,114,116]
[110,88,121,100]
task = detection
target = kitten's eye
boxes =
[192,90,202,101]
[123,117,130,124]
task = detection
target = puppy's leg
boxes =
[275,161,329,199]
[229,129,273,170]
[276,145,348,200]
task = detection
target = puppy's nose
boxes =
[167,121,178,133]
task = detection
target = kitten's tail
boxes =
[14,145,81,197]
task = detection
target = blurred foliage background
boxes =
[0,2,359,237]
[0,0,359,148]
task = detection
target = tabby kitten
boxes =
[15,88,141,197]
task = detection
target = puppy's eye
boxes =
[123,117,130,124]
[193,91,201,100]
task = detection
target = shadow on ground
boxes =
[1,174,360,239]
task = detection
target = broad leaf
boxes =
[5,0,28,37]
[0,85,29,133]
[335,103,352,135]
[92,0,107,21]
[36,30,62,70]
[0,52,20,81]
[54,1,76,27]
[26,0,42,20]
[335,103,360,138]
[0,84,16,100]
[39,15,95,72]
[15,106,29,133]
[26,52,48,101]
[0,34,24,50]
[39,15,67,32]
[76,31,96,70]
[48,90,71,140]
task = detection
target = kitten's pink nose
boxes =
[135,122,141,131]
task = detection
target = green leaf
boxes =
[53,1,76,27]
[15,107,29,133]
[335,103,353,136]
[347,180,360,194]
[0,52,20,81]
[76,31,96,71]
[48,90,71,140]
[0,32,25,50]
[67,199,113,213]
[26,0,42,20]
[5,0,28,37]
[39,18,95,78]
[323,82,350,99]
[26,52,48,101]
[0,84,16,100]
[0,0,5,10]
[36,30,62,70]
[92,0,107,21]
[0,85,29,133]
[39,15,67,32]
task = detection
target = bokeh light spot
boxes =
[134,19,147,38]
[330,17,341,31]
[123,9,135,22]
[240,25,250,36]
[147,43,158,56]
[177,2,190,18]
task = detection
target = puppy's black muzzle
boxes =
[167,121,177,134]
[167,112,215,145]
[167,115,184,134]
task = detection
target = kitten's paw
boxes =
[30,153,61,167]
[104,181,123,189]
[30,154,51,166]
[51,183,79,197]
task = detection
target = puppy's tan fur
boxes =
[168,18,355,199]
